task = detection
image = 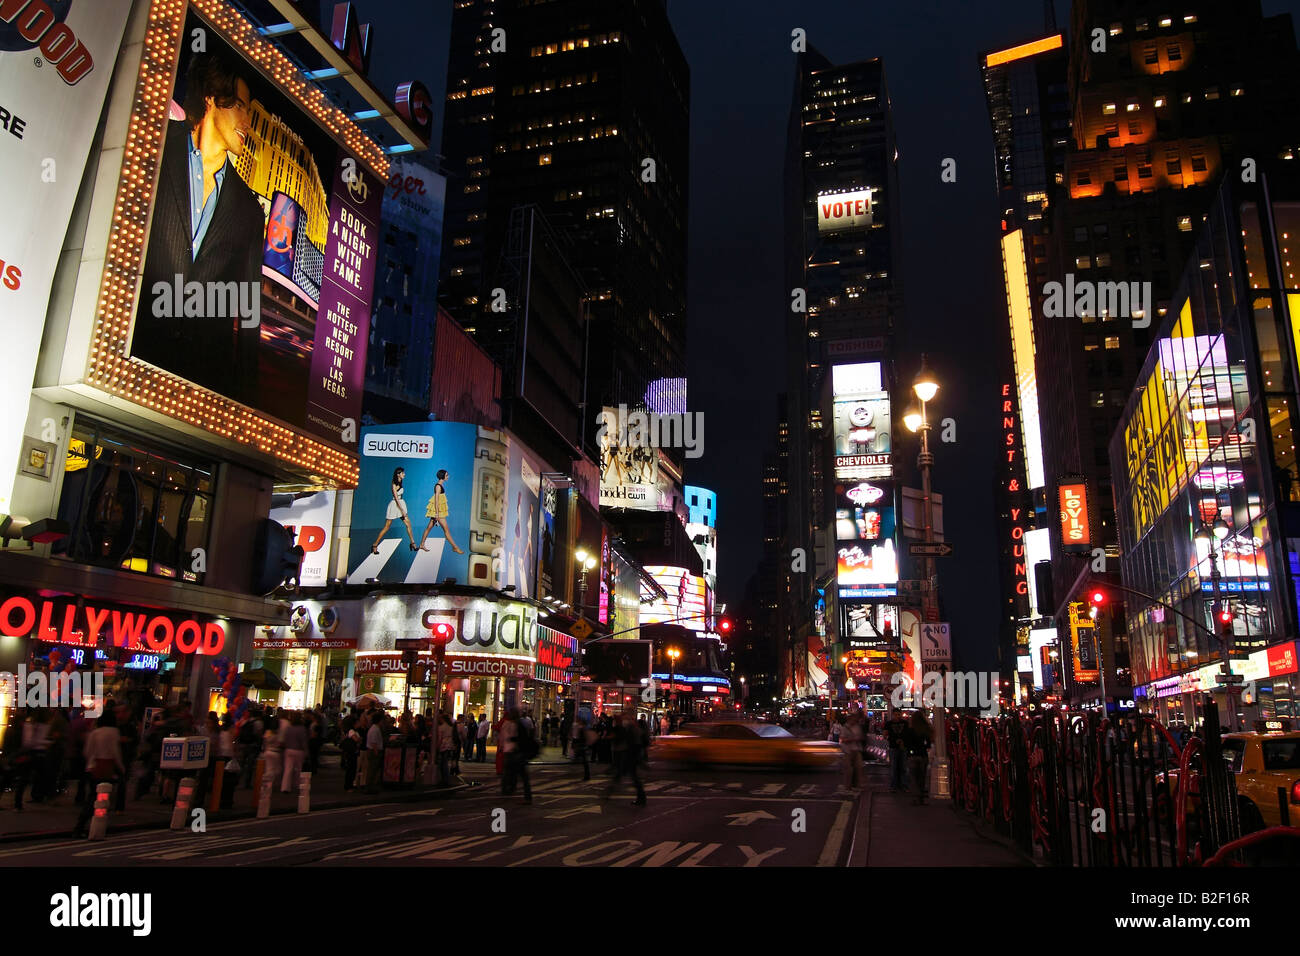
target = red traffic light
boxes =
[1218,606,1234,624]
[717,618,733,634]
[1089,590,1107,606]
[429,622,455,646]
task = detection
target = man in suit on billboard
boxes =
[133,53,264,406]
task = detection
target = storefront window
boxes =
[54,421,214,582]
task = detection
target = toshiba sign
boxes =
[817,188,874,233]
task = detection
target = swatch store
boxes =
[1110,178,1300,728]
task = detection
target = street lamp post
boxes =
[1195,518,1236,731]
[667,647,680,719]
[904,356,948,799]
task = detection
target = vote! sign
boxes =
[817,188,874,233]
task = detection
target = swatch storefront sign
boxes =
[0,593,227,656]
[356,593,539,676]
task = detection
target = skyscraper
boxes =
[438,0,689,454]
[1034,0,1300,703]
[783,48,905,696]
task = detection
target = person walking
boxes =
[559,711,572,756]
[902,710,934,805]
[437,713,456,786]
[280,712,309,793]
[476,712,489,762]
[498,708,533,803]
[602,711,647,806]
[340,717,360,791]
[838,712,864,791]
[463,713,478,762]
[73,709,125,838]
[886,710,909,793]
[572,713,592,781]
[364,712,386,793]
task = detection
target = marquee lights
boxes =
[84,0,394,487]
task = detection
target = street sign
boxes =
[908,542,953,558]
[920,622,952,663]
[571,617,594,640]
[898,579,928,594]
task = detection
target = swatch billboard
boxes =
[346,423,538,594]
[128,7,381,447]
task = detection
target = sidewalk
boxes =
[850,766,1032,867]
[0,745,478,843]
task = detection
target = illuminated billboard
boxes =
[346,424,538,593]
[835,479,898,599]
[817,188,874,233]
[269,490,336,589]
[598,406,660,509]
[123,5,385,450]
[640,566,709,631]
[1057,478,1092,554]
[0,0,132,514]
[832,362,891,480]
[1001,229,1045,489]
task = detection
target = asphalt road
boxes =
[0,761,862,868]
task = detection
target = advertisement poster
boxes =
[502,439,540,598]
[598,406,660,509]
[129,9,381,446]
[835,479,898,598]
[572,497,604,615]
[536,480,569,602]
[831,361,892,480]
[268,490,336,588]
[0,0,133,513]
[346,422,477,585]
[640,566,709,631]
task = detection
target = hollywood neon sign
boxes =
[0,595,227,656]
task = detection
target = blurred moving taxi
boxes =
[1222,721,1300,831]
[651,721,840,769]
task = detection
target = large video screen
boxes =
[835,479,898,599]
[128,8,381,446]
[640,565,710,631]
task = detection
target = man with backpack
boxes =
[499,708,534,803]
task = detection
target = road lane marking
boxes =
[738,844,785,867]
[611,841,701,867]
[817,800,854,867]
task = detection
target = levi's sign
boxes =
[1058,479,1091,553]
[0,594,226,656]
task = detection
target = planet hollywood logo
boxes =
[0,0,96,86]
[362,434,432,458]
[845,482,885,505]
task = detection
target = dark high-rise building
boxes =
[1034,0,1300,704]
[439,0,689,454]
[980,30,1071,697]
[782,48,904,696]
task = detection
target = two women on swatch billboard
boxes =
[347,423,539,592]
[346,423,476,585]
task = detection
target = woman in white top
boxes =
[371,467,418,553]
[74,709,125,837]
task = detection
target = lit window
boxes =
[1206,87,1219,100]
[545,43,558,54]
[1076,256,1092,269]
[1154,95,1166,107]
[1136,18,1149,31]
[538,153,552,166]
[1126,101,1140,112]
[1085,341,1100,352]
[1184,14,1197,23]
[1159,17,1172,27]
[1109,22,1122,36]
[1103,102,1117,115]
[1231,87,1245,97]
[453,237,472,247]
[1104,336,1120,349]
[1095,252,1112,267]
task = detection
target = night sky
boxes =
[347,0,1300,671]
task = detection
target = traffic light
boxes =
[429,621,455,646]
[1087,588,1107,620]
[716,617,733,636]
[1217,603,1234,636]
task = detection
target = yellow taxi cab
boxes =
[1222,719,1300,831]
[651,721,840,770]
